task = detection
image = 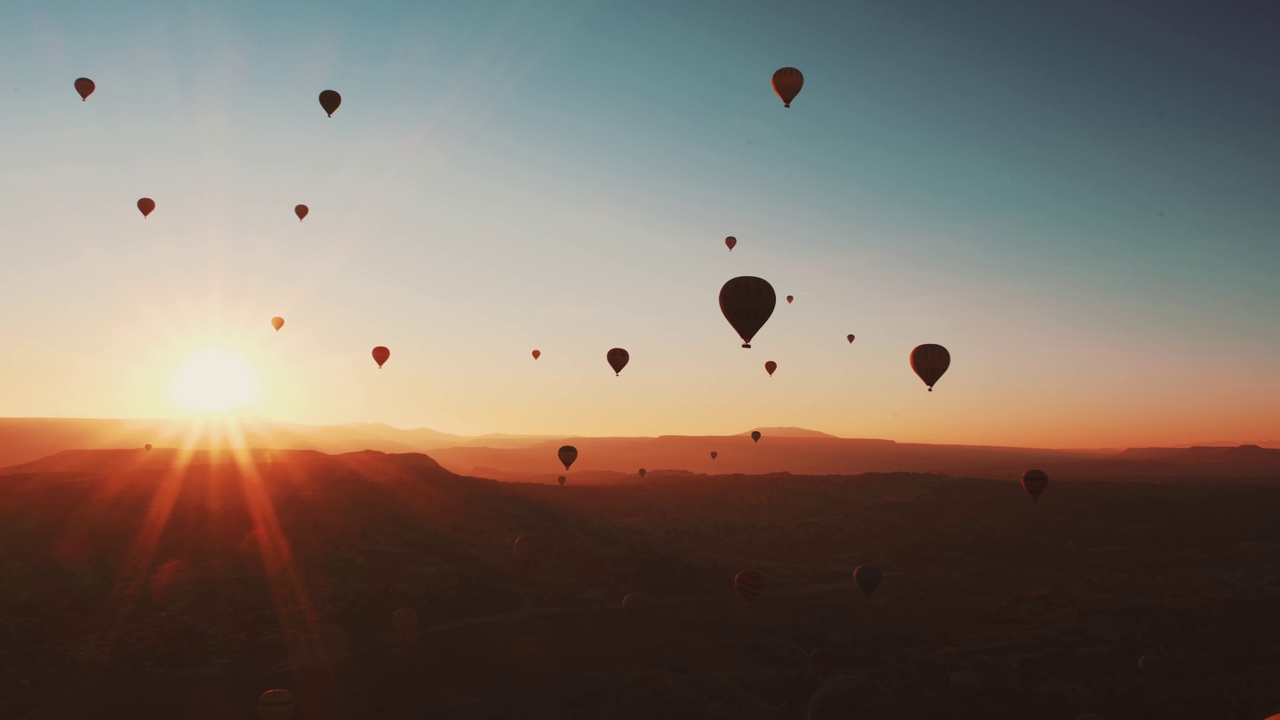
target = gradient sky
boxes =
[2,0,1278,448]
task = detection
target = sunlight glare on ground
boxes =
[170,347,261,412]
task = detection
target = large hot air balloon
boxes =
[532,349,541,360]
[257,689,296,720]
[137,198,156,218]
[771,67,804,108]
[557,475,566,486]
[622,592,652,622]
[372,346,390,369]
[710,451,718,460]
[786,295,794,304]
[294,204,308,221]
[607,348,629,376]
[557,445,578,470]
[853,565,881,597]
[319,90,341,117]
[74,77,95,101]
[751,431,761,443]
[144,444,152,452]
[271,317,284,332]
[1021,469,1049,503]
[910,344,950,391]
[392,608,419,641]
[725,236,737,251]
[734,570,765,606]
[638,468,647,478]
[765,361,777,377]
[719,276,776,348]
[847,334,855,344]
[514,534,541,564]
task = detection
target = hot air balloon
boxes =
[853,565,881,597]
[765,361,777,377]
[392,608,419,641]
[847,334,855,344]
[74,77,95,101]
[257,689,296,720]
[725,236,737,251]
[557,475,566,486]
[144,444,152,452]
[710,451,718,460]
[271,317,284,332]
[910,344,950,391]
[532,349,541,360]
[319,90,341,117]
[622,592,652,622]
[638,468,647,478]
[719,276,776,348]
[294,205,308,221]
[372,346,390,369]
[786,295,794,304]
[137,198,155,218]
[514,534,541,564]
[771,67,804,108]
[751,431,761,443]
[734,570,765,606]
[1021,469,1049,503]
[557,445,578,470]
[607,348,629,376]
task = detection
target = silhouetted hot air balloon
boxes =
[74,77,95,101]
[558,445,577,470]
[294,204,308,221]
[532,349,541,360]
[271,317,284,332]
[751,431,761,443]
[1021,469,1049,503]
[257,689,296,720]
[847,334,855,344]
[137,198,155,218]
[622,592,652,622]
[710,451,718,460]
[734,570,765,606]
[771,67,804,108]
[638,468,647,478]
[319,90,341,117]
[786,295,794,304]
[720,276,776,348]
[557,475,566,486]
[765,361,777,377]
[144,444,152,452]
[514,534,540,564]
[910,344,950,391]
[725,236,737,251]
[853,565,881,597]
[372,346,390,369]
[392,608,419,641]
[607,348,629,376]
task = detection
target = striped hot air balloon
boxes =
[734,570,765,606]
[720,276,776,348]
[1021,469,1049,502]
[910,344,950,391]
[771,67,804,108]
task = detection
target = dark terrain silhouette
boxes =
[1,449,1278,719]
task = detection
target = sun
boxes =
[170,347,261,412]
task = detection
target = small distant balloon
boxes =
[257,689,296,720]
[847,334,855,344]
[786,295,794,304]
[319,90,341,117]
[765,361,777,377]
[144,444,152,452]
[294,204,308,221]
[372,346,390,369]
[638,468,647,478]
[514,534,541,563]
[74,77,95,101]
[710,451,718,460]
[853,565,881,597]
[558,445,578,470]
[622,592,652,621]
[771,67,804,108]
[725,236,737,251]
[751,431,761,443]
[137,198,155,218]
[532,349,541,360]
[271,317,284,332]
[607,348,629,376]
[557,475,566,486]
[910,344,950,391]
[734,570,765,606]
[1021,469,1049,503]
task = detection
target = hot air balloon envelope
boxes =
[74,77,95,100]
[532,349,541,360]
[557,475,566,486]
[725,236,737,251]
[137,198,156,218]
[372,346,390,368]
[607,348,629,375]
[719,276,776,348]
[751,431,761,443]
[144,444,152,452]
[853,565,881,597]
[557,445,578,470]
[710,451,718,460]
[786,295,794,304]
[271,317,284,332]
[294,205,308,221]
[319,90,342,117]
[765,361,777,376]
[734,570,765,606]
[910,344,950,391]
[514,534,541,562]
[257,689,296,720]
[1021,469,1049,502]
[771,67,804,107]
[847,334,855,344]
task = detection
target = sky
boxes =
[1,0,1278,448]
